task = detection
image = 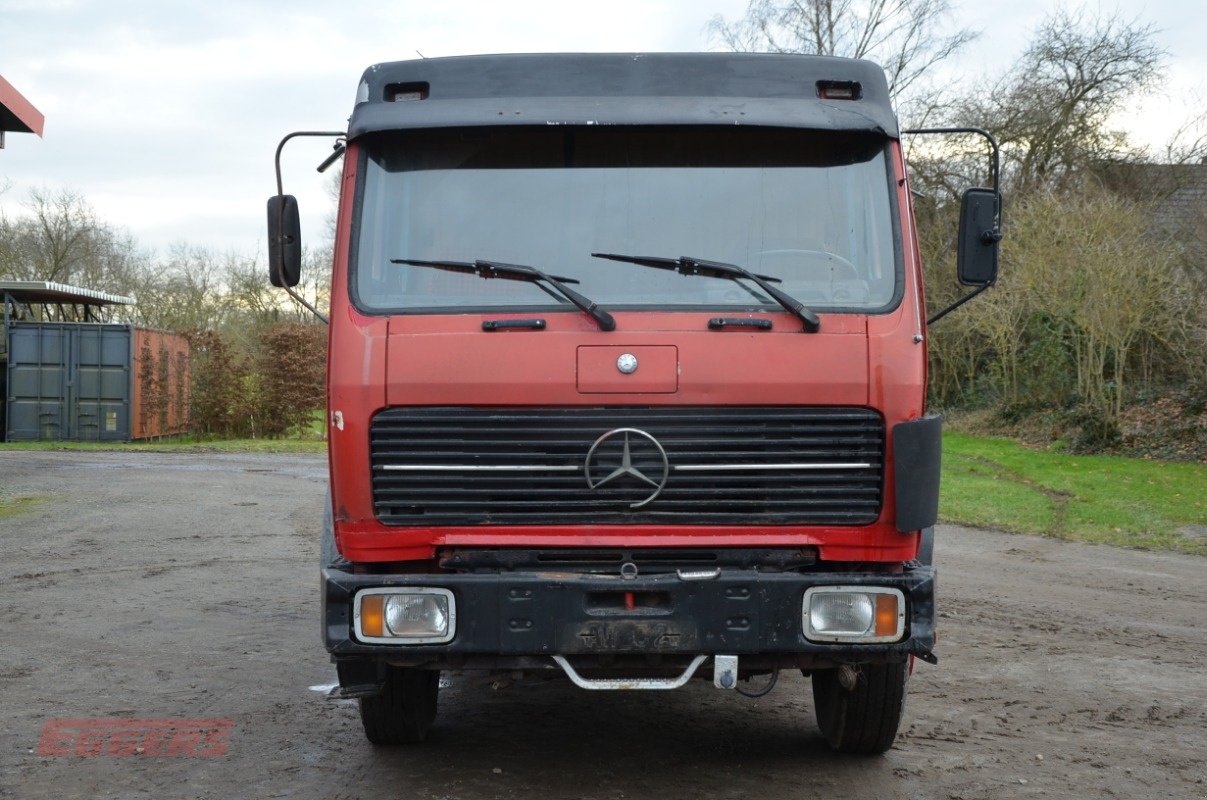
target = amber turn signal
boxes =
[360,594,384,638]
[874,593,899,638]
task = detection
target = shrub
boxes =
[256,323,327,437]
[186,323,325,439]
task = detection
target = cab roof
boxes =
[348,52,897,139]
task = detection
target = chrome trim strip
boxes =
[674,462,872,471]
[380,464,581,472]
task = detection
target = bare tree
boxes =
[125,243,226,331]
[960,9,1164,191]
[0,189,98,283]
[0,188,149,319]
[708,0,977,101]
[1163,107,1207,166]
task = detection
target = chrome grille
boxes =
[370,407,884,526]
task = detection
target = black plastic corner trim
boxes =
[893,415,943,532]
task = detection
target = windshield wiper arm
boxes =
[591,253,820,333]
[391,258,616,331]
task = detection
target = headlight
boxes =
[803,586,905,643]
[354,588,455,644]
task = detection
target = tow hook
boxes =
[713,655,739,689]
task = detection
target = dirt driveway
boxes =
[1,450,1203,799]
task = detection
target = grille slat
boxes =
[372,437,881,450]
[370,407,884,526]
[371,446,883,460]
[374,485,882,497]
[371,472,882,483]
[366,501,878,514]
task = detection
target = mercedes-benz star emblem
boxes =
[616,353,638,374]
[584,428,670,509]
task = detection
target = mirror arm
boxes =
[926,282,992,326]
[902,126,1002,231]
[272,130,346,325]
[904,127,1002,326]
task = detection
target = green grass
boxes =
[303,409,327,438]
[0,495,46,518]
[941,431,1206,554]
[0,410,329,454]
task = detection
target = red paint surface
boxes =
[326,139,929,566]
[385,320,866,406]
[577,345,678,394]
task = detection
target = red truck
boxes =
[268,53,1000,754]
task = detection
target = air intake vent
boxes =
[370,407,885,527]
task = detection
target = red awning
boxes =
[0,75,45,136]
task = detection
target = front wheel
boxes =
[811,660,908,754]
[359,667,440,745]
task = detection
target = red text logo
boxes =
[37,718,233,757]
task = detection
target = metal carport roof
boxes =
[0,281,135,306]
[0,75,44,139]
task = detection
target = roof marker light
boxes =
[386,82,430,102]
[817,81,862,101]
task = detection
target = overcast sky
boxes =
[1,0,1203,259]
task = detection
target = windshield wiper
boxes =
[391,258,616,331]
[591,253,820,333]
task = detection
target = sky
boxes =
[0,0,1203,259]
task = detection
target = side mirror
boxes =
[267,195,301,288]
[957,187,1000,287]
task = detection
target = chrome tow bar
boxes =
[551,654,709,690]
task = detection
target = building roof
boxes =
[0,75,44,136]
[0,281,135,306]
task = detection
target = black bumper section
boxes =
[323,565,936,667]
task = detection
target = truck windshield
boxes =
[352,126,899,314]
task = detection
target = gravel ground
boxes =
[1,450,1203,799]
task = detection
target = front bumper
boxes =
[323,564,936,666]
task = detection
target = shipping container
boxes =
[1,282,190,442]
[131,327,190,439]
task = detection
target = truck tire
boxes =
[359,667,440,745]
[812,660,908,755]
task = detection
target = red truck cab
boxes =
[269,53,1000,754]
